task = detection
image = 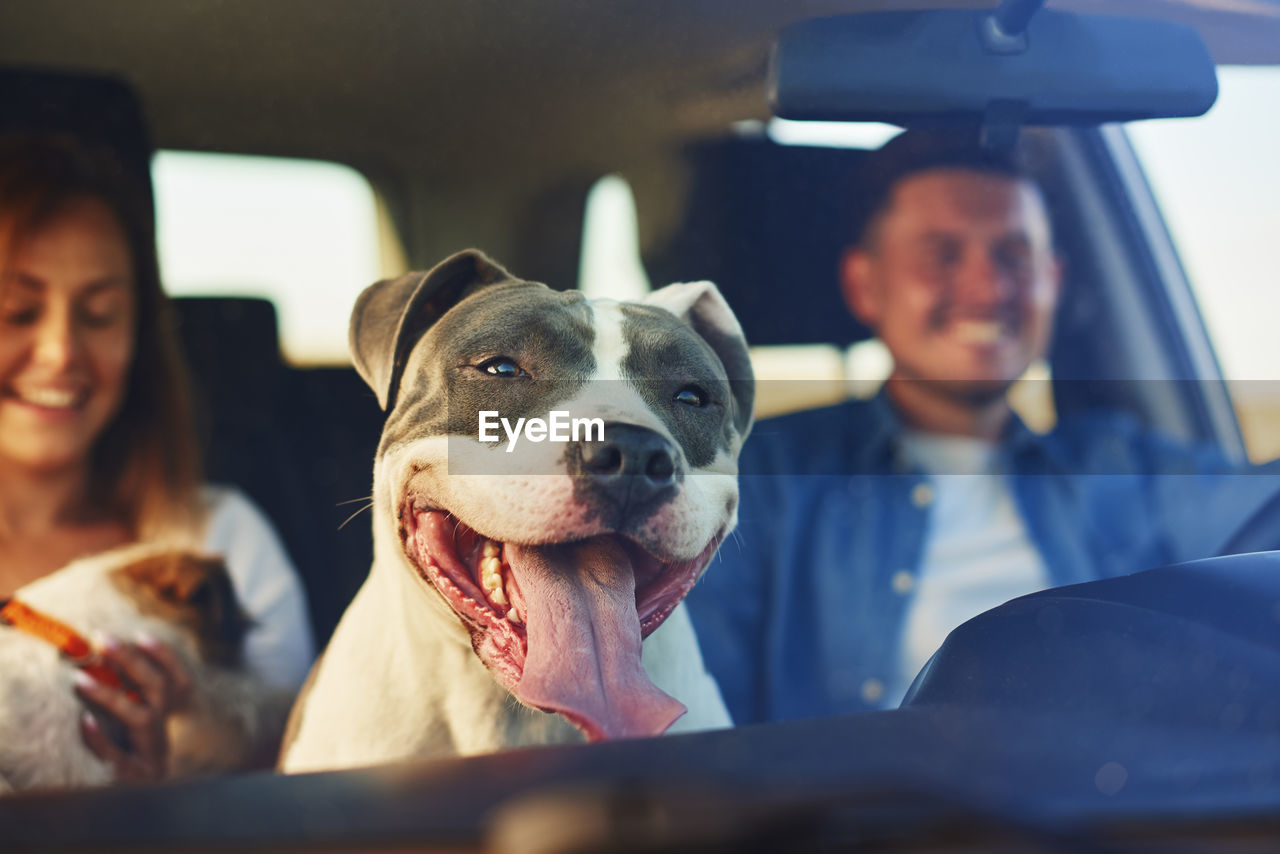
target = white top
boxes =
[888,432,1050,707]
[200,486,315,691]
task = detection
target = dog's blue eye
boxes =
[674,386,705,407]
[479,357,527,378]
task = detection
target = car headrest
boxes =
[0,66,155,219]
[644,135,873,349]
[172,297,284,406]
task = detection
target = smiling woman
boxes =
[1,200,134,469]
[0,134,314,789]
[0,135,198,546]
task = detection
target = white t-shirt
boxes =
[200,486,315,692]
[888,432,1050,706]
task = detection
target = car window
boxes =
[153,150,404,365]
[581,123,1055,427]
[1126,65,1280,461]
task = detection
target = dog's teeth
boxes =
[480,556,502,587]
[507,604,523,625]
[478,542,512,609]
[480,555,508,606]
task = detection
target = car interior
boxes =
[3,0,1280,850]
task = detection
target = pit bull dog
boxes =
[280,249,753,771]
[0,546,263,792]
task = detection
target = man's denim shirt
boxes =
[686,391,1279,726]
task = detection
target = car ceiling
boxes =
[2,0,1278,267]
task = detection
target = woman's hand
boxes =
[73,635,194,782]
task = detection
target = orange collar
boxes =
[0,598,130,694]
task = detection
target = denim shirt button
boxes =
[860,678,885,705]
[891,570,915,595]
[911,482,935,508]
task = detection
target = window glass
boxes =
[153,151,394,365]
[578,174,651,301]
[578,124,1054,423]
[578,167,855,419]
[1127,66,1280,460]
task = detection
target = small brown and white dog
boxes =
[0,545,265,793]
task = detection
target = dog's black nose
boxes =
[574,424,679,509]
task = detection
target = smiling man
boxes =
[841,160,1060,440]
[686,129,1279,724]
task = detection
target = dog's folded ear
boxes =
[350,249,515,410]
[642,281,755,441]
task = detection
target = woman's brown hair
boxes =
[0,134,203,540]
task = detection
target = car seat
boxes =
[645,135,872,350]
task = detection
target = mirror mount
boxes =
[981,0,1047,53]
[979,0,1045,149]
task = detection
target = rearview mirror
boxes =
[770,9,1218,126]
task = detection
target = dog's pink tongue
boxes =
[504,539,686,741]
